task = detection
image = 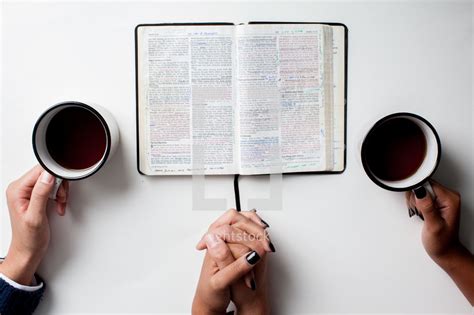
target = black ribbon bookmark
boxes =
[234,174,241,212]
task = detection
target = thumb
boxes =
[413,186,442,225]
[206,234,256,290]
[211,250,261,291]
[205,233,235,269]
[28,171,55,215]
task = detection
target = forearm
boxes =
[435,244,474,306]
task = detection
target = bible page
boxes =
[236,24,334,175]
[331,25,346,172]
[137,25,238,175]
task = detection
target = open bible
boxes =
[135,22,347,175]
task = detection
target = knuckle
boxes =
[24,216,42,229]
[419,199,434,212]
[212,246,230,261]
[426,221,444,235]
[210,277,225,291]
[208,222,217,231]
[248,212,259,221]
[6,182,16,198]
[447,192,461,209]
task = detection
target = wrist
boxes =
[236,299,269,315]
[0,249,40,285]
[192,296,227,315]
[433,242,470,274]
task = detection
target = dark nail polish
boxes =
[246,251,261,265]
[414,207,419,216]
[408,208,415,217]
[269,242,276,252]
[414,187,426,199]
[261,219,270,228]
[417,212,424,221]
[250,278,256,291]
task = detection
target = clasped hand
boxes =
[192,209,274,315]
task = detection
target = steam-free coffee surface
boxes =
[46,106,106,170]
[364,118,427,181]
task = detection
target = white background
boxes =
[1,1,473,314]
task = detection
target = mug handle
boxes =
[422,181,436,199]
[49,177,63,200]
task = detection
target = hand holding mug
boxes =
[32,101,119,199]
[0,166,69,285]
[406,181,474,305]
[361,113,441,219]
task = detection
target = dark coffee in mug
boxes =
[363,118,427,181]
[45,106,107,170]
[361,112,440,192]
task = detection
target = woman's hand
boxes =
[0,165,69,285]
[192,232,264,315]
[406,181,474,305]
[193,209,272,314]
[406,181,462,262]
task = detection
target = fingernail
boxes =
[261,219,270,228]
[408,208,415,217]
[414,187,426,199]
[246,251,260,265]
[250,208,257,212]
[417,212,424,221]
[269,242,276,252]
[250,278,256,291]
[205,234,221,248]
[40,171,54,184]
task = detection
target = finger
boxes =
[249,270,256,291]
[232,219,274,252]
[229,243,251,259]
[205,234,253,290]
[56,202,67,216]
[413,186,442,225]
[430,181,460,206]
[197,209,272,251]
[17,165,44,188]
[208,208,249,230]
[10,166,45,201]
[196,209,243,249]
[202,225,269,257]
[56,182,67,203]
[217,210,273,251]
[28,171,55,216]
[205,233,235,268]
[240,210,270,228]
[430,180,461,225]
[54,181,69,216]
[405,191,413,207]
[228,243,254,289]
[210,251,261,291]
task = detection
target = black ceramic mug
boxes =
[361,112,441,197]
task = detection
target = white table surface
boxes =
[1,1,473,314]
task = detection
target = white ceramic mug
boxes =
[361,113,441,196]
[32,101,120,198]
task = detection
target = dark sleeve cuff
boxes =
[0,274,45,315]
